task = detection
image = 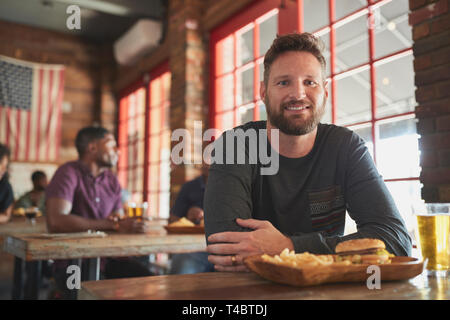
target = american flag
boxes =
[0,55,65,162]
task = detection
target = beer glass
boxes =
[135,202,148,221]
[126,202,148,221]
[413,202,450,277]
[126,202,136,218]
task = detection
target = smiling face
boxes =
[260,51,328,136]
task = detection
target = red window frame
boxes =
[117,61,171,218]
[310,0,418,184]
[209,0,301,131]
[145,62,171,218]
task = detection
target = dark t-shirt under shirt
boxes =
[204,121,412,256]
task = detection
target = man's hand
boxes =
[206,218,294,272]
[186,206,204,224]
[117,217,151,234]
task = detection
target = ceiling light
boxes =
[387,22,396,31]
[382,77,390,85]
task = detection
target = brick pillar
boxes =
[410,0,450,202]
[98,44,118,135]
[168,0,207,206]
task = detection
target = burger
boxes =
[335,238,393,264]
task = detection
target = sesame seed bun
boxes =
[335,238,386,254]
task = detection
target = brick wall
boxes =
[0,20,116,164]
[167,0,206,205]
[410,0,450,201]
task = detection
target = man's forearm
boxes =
[47,213,115,233]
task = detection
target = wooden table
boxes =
[79,271,450,300]
[0,216,47,236]
[3,232,206,299]
[0,216,48,300]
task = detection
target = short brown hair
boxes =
[263,32,326,85]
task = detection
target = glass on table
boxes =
[25,207,39,225]
[412,202,450,278]
[126,201,149,221]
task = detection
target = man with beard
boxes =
[46,126,153,298]
[204,33,411,272]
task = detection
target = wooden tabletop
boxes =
[78,271,449,300]
[3,232,206,261]
[0,216,47,237]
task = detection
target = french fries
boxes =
[261,248,351,268]
[168,217,195,227]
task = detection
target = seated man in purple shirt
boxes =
[46,126,152,298]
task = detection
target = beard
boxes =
[97,154,118,168]
[265,95,326,136]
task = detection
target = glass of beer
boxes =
[413,202,450,277]
[135,202,148,221]
[126,202,148,221]
[126,202,136,218]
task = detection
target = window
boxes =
[118,62,171,219]
[305,0,418,235]
[211,0,419,236]
[210,0,300,132]
[212,9,279,132]
[118,85,146,203]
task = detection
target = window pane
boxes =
[258,60,264,89]
[259,13,277,57]
[335,0,365,21]
[322,81,332,124]
[385,180,422,239]
[217,111,234,131]
[160,131,171,161]
[217,36,234,75]
[158,191,170,219]
[317,31,331,77]
[217,74,234,111]
[376,118,420,179]
[149,106,162,135]
[137,139,145,166]
[148,165,160,193]
[336,69,371,126]
[376,53,416,118]
[237,66,254,106]
[375,0,411,59]
[150,78,161,107]
[237,105,254,126]
[149,135,161,163]
[304,0,328,33]
[335,14,369,73]
[259,101,267,121]
[350,123,374,158]
[147,193,159,217]
[239,27,253,66]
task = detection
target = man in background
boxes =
[46,126,153,298]
[15,171,48,215]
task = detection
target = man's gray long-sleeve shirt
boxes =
[204,121,412,256]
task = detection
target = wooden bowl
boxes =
[244,255,424,287]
